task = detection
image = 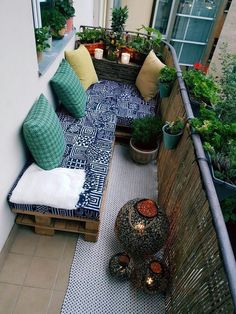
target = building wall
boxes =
[209,0,236,76]
[0,0,94,253]
[121,0,153,32]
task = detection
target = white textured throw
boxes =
[10,163,86,209]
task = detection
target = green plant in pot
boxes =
[55,0,75,32]
[183,69,219,116]
[34,27,50,61]
[130,116,163,164]
[76,27,105,55]
[159,66,177,98]
[190,106,236,202]
[111,6,128,37]
[41,8,66,39]
[162,117,184,150]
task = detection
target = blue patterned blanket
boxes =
[8,80,157,220]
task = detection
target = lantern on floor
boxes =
[109,252,134,280]
[131,256,169,294]
[115,199,169,259]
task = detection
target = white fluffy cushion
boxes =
[10,163,86,210]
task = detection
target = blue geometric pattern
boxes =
[8,80,157,220]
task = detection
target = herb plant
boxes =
[132,116,163,150]
[160,66,177,83]
[165,117,184,135]
[111,6,128,35]
[35,27,50,52]
[76,27,104,43]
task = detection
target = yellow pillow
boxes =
[65,45,98,90]
[135,50,166,101]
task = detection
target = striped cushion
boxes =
[50,59,87,118]
[23,94,65,170]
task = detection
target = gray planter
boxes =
[129,138,159,164]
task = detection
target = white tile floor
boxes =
[0,225,77,314]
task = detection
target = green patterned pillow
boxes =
[23,94,65,170]
[50,59,87,118]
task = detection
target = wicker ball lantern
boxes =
[131,256,169,294]
[115,199,169,259]
[109,252,134,280]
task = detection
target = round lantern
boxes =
[131,256,169,294]
[109,252,134,280]
[115,199,169,258]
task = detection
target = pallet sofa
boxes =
[7,44,165,241]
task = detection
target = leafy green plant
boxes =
[111,6,128,35]
[41,8,66,37]
[220,195,236,223]
[214,44,236,123]
[55,0,75,19]
[129,26,162,54]
[183,69,219,105]
[132,116,163,150]
[190,106,236,185]
[165,117,184,135]
[76,27,105,43]
[34,27,50,52]
[160,66,177,83]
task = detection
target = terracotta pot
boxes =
[66,17,73,33]
[84,42,105,56]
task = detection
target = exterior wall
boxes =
[74,0,94,29]
[121,0,153,32]
[0,0,93,253]
[209,0,236,76]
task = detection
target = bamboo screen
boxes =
[158,80,234,313]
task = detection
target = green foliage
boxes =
[165,117,184,135]
[160,66,177,83]
[190,106,236,185]
[55,0,75,19]
[132,116,163,150]
[76,27,105,43]
[41,8,66,34]
[183,69,219,105]
[214,44,236,123]
[111,6,128,34]
[129,26,162,54]
[220,195,236,223]
[34,27,50,52]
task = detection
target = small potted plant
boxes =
[159,66,177,98]
[76,27,105,55]
[130,116,163,164]
[34,27,50,61]
[162,117,184,150]
[41,8,67,39]
[55,0,75,32]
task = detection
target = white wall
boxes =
[0,0,94,253]
[74,0,94,30]
[121,0,153,32]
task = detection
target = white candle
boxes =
[94,48,103,59]
[121,52,130,64]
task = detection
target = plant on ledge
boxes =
[41,7,67,39]
[159,66,177,98]
[162,117,184,150]
[130,116,163,164]
[55,0,75,20]
[34,27,50,61]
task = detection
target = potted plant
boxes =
[41,8,67,39]
[76,27,105,55]
[129,116,163,164]
[34,27,50,61]
[111,6,129,36]
[55,0,75,32]
[190,106,236,201]
[129,25,162,64]
[159,66,177,98]
[162,117,184,150]
[183,68,219,116]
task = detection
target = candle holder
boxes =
[115,199,169,259]
[94,48,104,59]
[109,252,134,280]
[121,52,130,64]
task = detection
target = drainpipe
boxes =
[164,41,236,310]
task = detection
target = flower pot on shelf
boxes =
[66,17,73,32]
[162,124,183,150]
